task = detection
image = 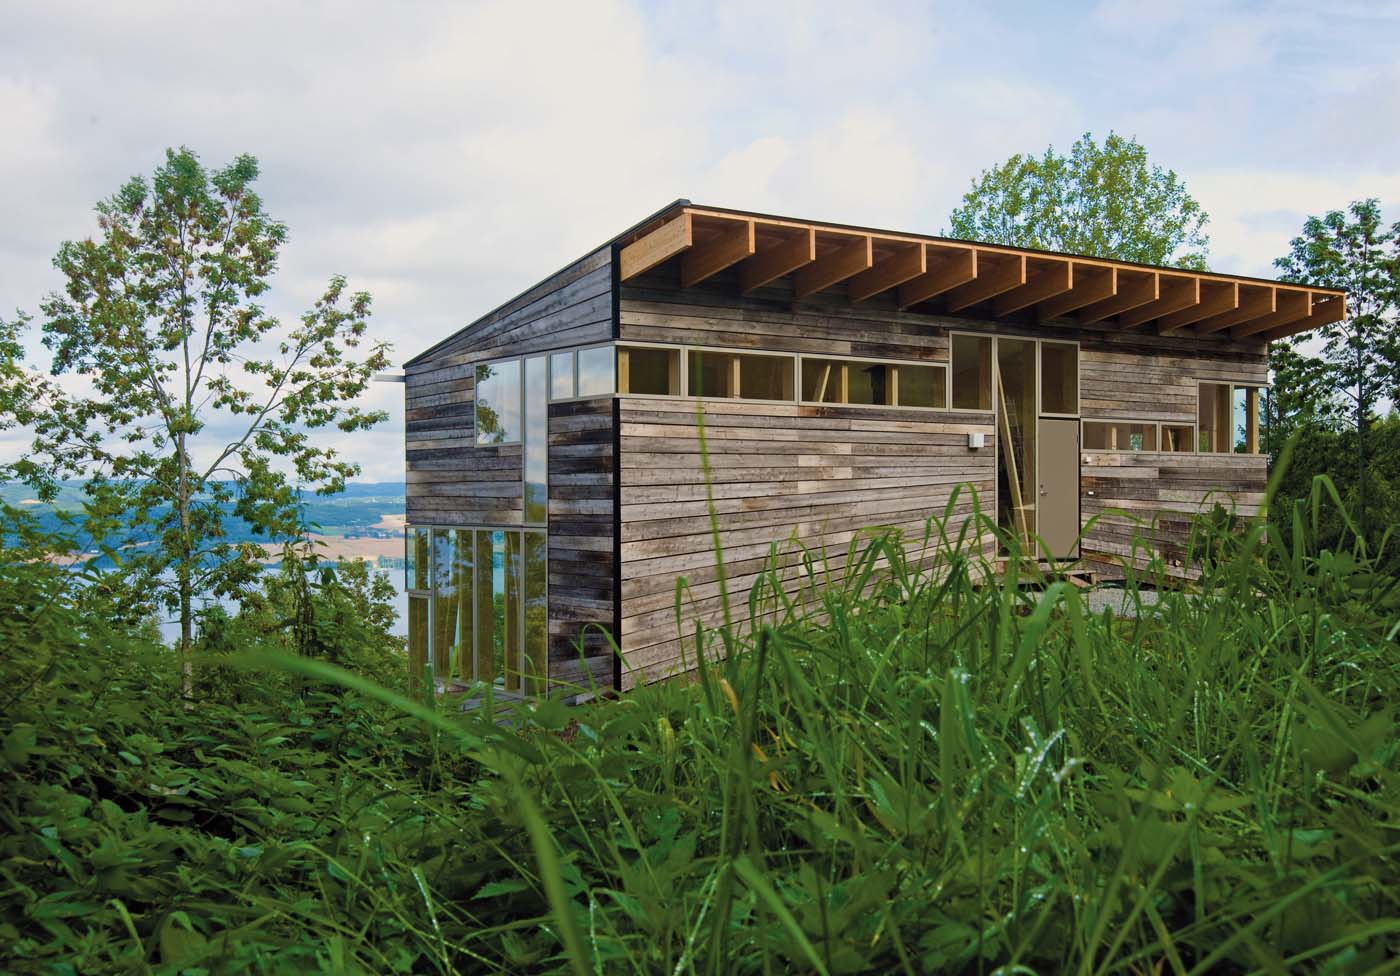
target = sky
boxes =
[2,0,1399,481]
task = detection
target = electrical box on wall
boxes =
[968,432,986,449]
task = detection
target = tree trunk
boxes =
[178,430,194,700]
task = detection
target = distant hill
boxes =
[2,481,406,552]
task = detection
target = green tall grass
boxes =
[3,460,1399,973]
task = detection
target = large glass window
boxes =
[431,529,473,683]
[1083,421,1158,452]
[524,532,548,696]
[503,532,523,692]
[1198,383,1232,453]
[801,358,844,404]
[620,346,681,395]
[406,526,431,686]
[996,338,1037,548]
[847,362,893,406]
[476,359,522,445]
[474,531,498,686]
[576,346,615,397]
[687,350,734,398]
[951,334,993,411]
[550,350,574,400]
[1234,386,1262,454]
[1040,341,1078,415]
[736,353,795,401]
[897,364,946,409]
[524,355,548,524]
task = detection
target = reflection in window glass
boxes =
[1040,341,1078,415]
[951,334,993,410]
[620,346,680,395]
[406,526,430,592]
[476,359,521,445]
[524,532,547,695]
[801,358,844,403]
[1198,383,1231,453]
[737,353,795,401]
[897,364,946,409]
[688,350,734,398]
[503,531,523,692]
[474,531,498,686]
[847,362,892,405]
[1084,421,1158,452]
[408,594,429,685]
[550,350,574,400]
[1233,386,1261,454]
[524,356,548,524]
[431,529,473,682]
[576,346,614,397]
[1161,424,1194,452]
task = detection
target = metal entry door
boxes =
[1038,418,1081,559]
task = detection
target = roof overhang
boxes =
[616,203,1346,344]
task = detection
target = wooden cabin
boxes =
[401,201,1345,696]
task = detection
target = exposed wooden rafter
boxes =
[614,205,1348,343]
[946,255,1027,313]
[793,235,873,299]
[680,218,754,287]
[897,246,976,309]
[740,229,815,294]
[849,243,925,303]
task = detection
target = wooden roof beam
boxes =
[1158,281,1237,334]
[1232,289,1312,339]
[1039,265,1115,321]
[1195,285,1273,336]
[1118,276,1199,329]
[680,219,755,287]
[946,253,1026,313]
[793,235,873,299]
[1255,295,1347,343]
[993,259,1072,317]
[849,243,925,303]
[1079,271,1158,325]
[739,227,816,293]
[619,212,692,281]
[897,246,976,309]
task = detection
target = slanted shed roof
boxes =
[618,202,1346,344]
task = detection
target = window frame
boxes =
[473,355,525,446]
[794,352,950,411]
[947,330,996,414]
[1038,337,1081,418]
[1195,379,1269,455]
[1080,418,1201,454]
[403,523,549,695]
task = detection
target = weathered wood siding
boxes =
[1078,338,1268,575]
[404,247,618,691]
[547,397,615,693]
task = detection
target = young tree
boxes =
[1272,198,1400,535]
[13,148,391,692]
[947,131,1211,269]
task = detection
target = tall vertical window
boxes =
[524,532,548,695]
[996,337,1037,548]
[1040,341,1078,415]
[576,345,615,397]
[951,334,993,411]
[1198,383,1233,453]
[474,531,498,686]
[1234,386,1262,454]
[503,532,523,692]
[406,527,430,684]
[550,350,575,400]
[476,359,522,445]
[431,530,473,684]
[524,355,548,524]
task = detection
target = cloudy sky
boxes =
[3,0,1398,481]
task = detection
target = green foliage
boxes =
[1269,198,1400,543]
[4,478,1400,973]
[5,147,392,665]
[947,131,1211,269]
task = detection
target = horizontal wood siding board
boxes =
[547,397,617,694]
